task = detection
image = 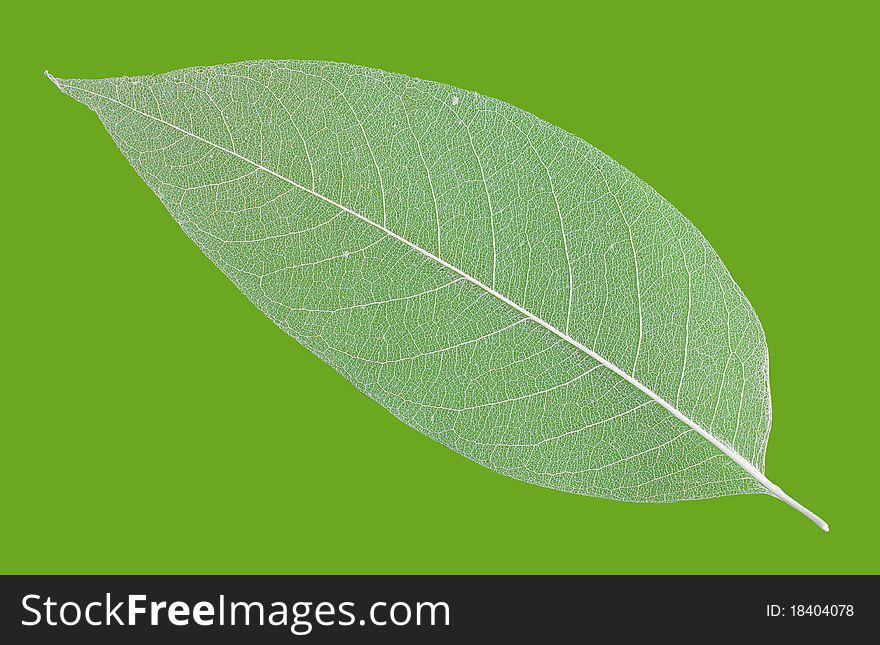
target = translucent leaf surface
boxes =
[49,61,826,529]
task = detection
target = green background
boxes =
[2,1,876,573]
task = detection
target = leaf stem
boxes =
[761,479,829,532]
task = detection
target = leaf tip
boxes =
[45,70,63,91]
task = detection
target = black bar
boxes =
[1,575,874,642]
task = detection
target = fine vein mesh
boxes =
[54,61,772,502]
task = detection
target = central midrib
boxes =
[49,73,828,530]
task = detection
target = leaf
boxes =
[47,61,826,530]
